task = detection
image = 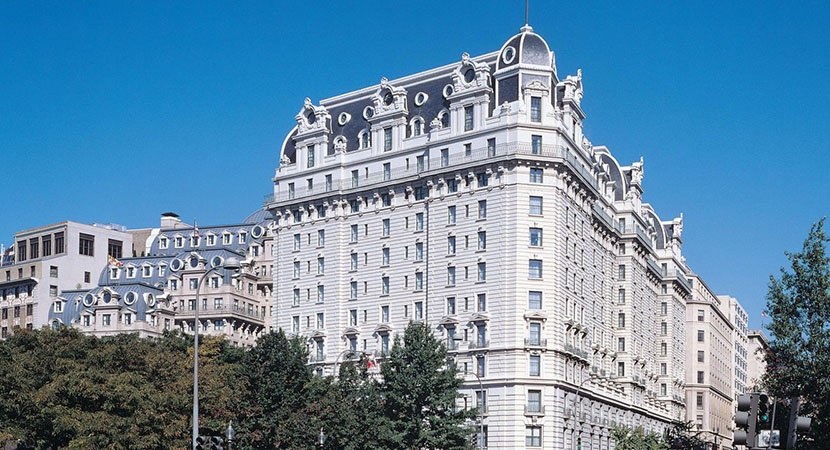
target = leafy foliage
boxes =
[377,322,474,450]
[763,218,830,449]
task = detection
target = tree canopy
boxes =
[763,218,830,449]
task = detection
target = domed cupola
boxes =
[496,25,554,72]
[494,25,558,107]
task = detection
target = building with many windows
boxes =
[1,221,133,338]
[48,212,273,345]
[265,24,715,448]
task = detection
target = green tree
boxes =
[233,330,315,450]
[763,219,830,449]
[611,426,665,450]
[377,322,474,450]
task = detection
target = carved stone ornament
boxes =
[453,52,492,92]
[499,101,512,115]
[295,97,331,134]
[372,77,408,115]
[280,153,291,165]
[630,157,644,186]
[561,69,583,106]
[522,79,549,97]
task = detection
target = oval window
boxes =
[125,291,137,306]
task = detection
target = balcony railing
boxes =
[468,340,490,350]
[524,405,545,416]
[268,141,600,206]
[524,338,547,348]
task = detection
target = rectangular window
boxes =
[618,289,626,304]
[526,426,542,447]
[350,281,358,299]
[464,143,472,157]
[293,233,301,251]
[317,257,325,275]
[446,297,456,315]
[528,322,541,346]
[618,265,626,280]
[530,96,542,122]
[487,138,496,156]
[325,174,333,192]
[382,247,390,266]
[29,239,39,259]
[49,266,58,278]
[417,155,426,173]
[529,355,541,376]
[528,259,543,279]
[529,167,543,183]
[464,105,474,131]
[102,314,111,327]
[381,276,390,295]
[447,236,456,255]
[477,263,486,281]
[447,206,456,224]
[477,293,487,312]
[697,350,704,363]
[618,313,626,328]
[54,232,65,254]
[618,337,626,352]
[697,309,705,321]
[476,355,486,376]
[378,128,390,152]
[618,362,625,377]
[351,170,359,188]
[288,182,295,200]
[415,301,423,320]
[416,213,424,231]
[307,144,315,168]
[447,266,456,285]
[316,312,324,329]
[381,162,391,181]
[382,218,391,237]
[17,241,26,261]
[440,148,449,167]
[415,272,424,290]
[41,235,52,257]
[351,224,359,242]
[380,305,390,323]
[527,390,542,413]
[79,233,95,256]
[477,231,486,250]
[529,227,543,247]
[528,291,542,309]
[478,200,487,219]
[661,302,668,315]
[531,135,542,154]
[529,196,543,215]
[415,242,424,261]
[697,330,704,342]
[697,371,704,383]
[661,321,667,335]
[293,261,300,279]
[317,230,325,247]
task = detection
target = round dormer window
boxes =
[251,225,264,238]
[189,256,200,268]
[464,68,476,83]
[211,255,224,269]
[83,294,95,307]
[124,291,137,306]
[383,92,394,106]
[363,106,375,120]
[502,46,516,64]
[103,292,112,304]
[414,92,428,106]
[442,84,454,99]
[338,112,351,126]
[147,294,156,307]
[170,258,183,272]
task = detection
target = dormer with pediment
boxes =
[365,78,408,154]
[445,52,493,132]
[294,98,331,170]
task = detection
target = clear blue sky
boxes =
[2,1,828,329]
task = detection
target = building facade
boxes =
[1,221,134,338]
[685,280,734,449]
[48,212,273,345]
[266,25,703,449]
[746,329,769,391]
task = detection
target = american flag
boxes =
[107,255,123,268]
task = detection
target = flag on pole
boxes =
[192,220,201,239]
[107,255,123,268]
[366,354,379,371]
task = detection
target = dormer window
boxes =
[206,234,216,246]
[239,231,247,244]
[190,235,200,247]
[142,265,152,278]
[159,236,169,249]
[126,266,136,278]
[383,127,392,151]
[464,105,474,131]
[223,233,232,245]
[174,236,184,248]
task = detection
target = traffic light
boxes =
[734,393,758,447]
[757,393,771,429]
[785,397,811,450]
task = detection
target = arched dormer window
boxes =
[359,128,372,149]
[409,116,425,137]
[438,109,450,128]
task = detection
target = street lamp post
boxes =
[570,374,597,450]
[317,428,326,449]
[225,421,235,450]
[192,255,241,450]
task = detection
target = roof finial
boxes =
[525,0,529,26]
